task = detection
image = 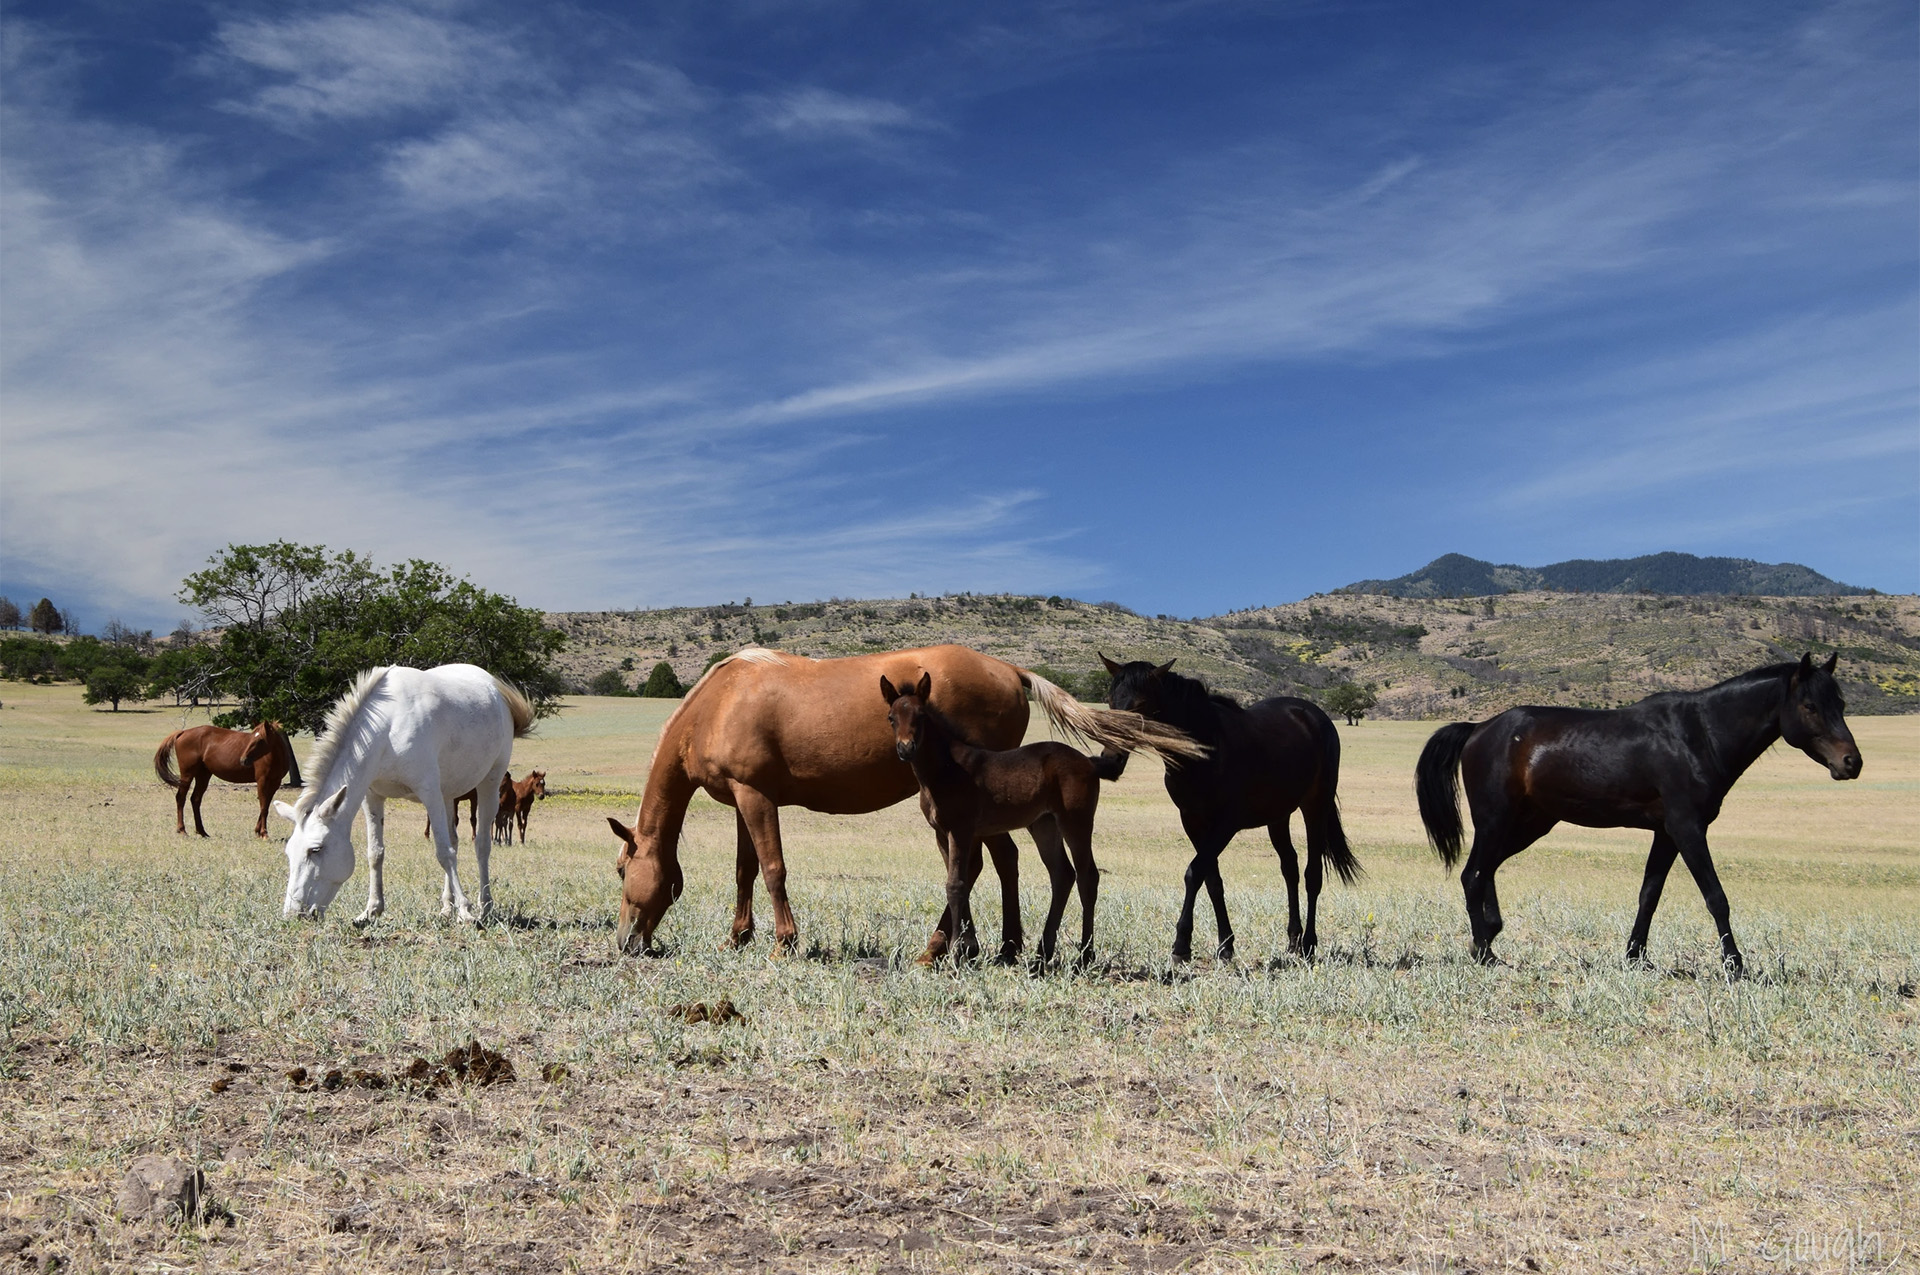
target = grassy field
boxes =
[1,683,1915,1272]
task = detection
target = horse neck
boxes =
[310,720,385,817]
[1150,678,1224,746]
[634,725,698,857]
[908,705,973,789]
[1693,671,1787,786]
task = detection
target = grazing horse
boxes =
[884,672,1120,965]
[504,770,548,845]
[1416,654,1861,976]
[274,664,532,924]
[606,645,1200,957]
[1101,656,1360,961]
[154,722,301,838]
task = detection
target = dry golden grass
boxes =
[0,683,1915,1273]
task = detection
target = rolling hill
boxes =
[1334,552,1868,598]
[550,589,1920,719]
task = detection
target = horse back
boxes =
[1170,695,1330,823]
[680,646,1030,813]
[1465,704,1683,829]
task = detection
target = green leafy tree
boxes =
[639,660,685,697]
[146,643,221,707]
[27,598,62,634]
[180,542,567,733]
[54,636,108,682]
[587,669,634,696]
[1323,681,1378,726]
[83,650,151,711]
[0,637,58,681]
[0,597,19,629]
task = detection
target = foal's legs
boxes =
[730,782,798,950]
[356,794,389,924]
[189,772,213,838]
[1267,819,1304,955]
[1625,831,1680,966]
[1059,809,1101,964]
[985,832,1022,963]
[1026,816,1076,963]
[942,831,985,962]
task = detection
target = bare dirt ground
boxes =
[1,685,1915,1272]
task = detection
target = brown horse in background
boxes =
[606,645,1201,957]
[425,772,516,844]
[154,722,300,838]
[502,770,548,845]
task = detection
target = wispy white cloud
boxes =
[753,86,928,139]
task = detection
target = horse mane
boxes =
[1140,665,1242,735]
[296,667,388,813]
[657,647,794,747]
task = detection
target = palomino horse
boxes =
[502,770,548,845]
[884,672,1121,965]
[1417,654,1861,976]
[274,665,532,924]
[154,722,301,838]
[1102,657,1360,961]
[607,645,1201,957]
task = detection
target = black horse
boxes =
[1416,653,1862,976]
[1101,656,1361,961]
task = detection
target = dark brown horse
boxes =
[884,672,1117,965]
[1102,656,1359,961]
[503,770,548,845]
[154,722,300,838]
[1417,654,1861,976]
[606,646,1199,957]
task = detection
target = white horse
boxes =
[273,664,533,923]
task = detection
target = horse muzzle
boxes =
[1831,751,1862,781]
[895,742,916,762]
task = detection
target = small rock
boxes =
[116,1156,204,1223]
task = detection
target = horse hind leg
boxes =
[1060,808,1100,966]
[1459,814,1549,965]
[173,777,190,835]
[730,809,759,948]
[1025,817,1075,964]
[189,773,213,838]
[1267,819,1304,956]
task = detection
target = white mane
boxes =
[656,647,797,743]
[295,667,389,814]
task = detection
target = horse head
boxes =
[272,787,357,917]
[1100,654,1177,718]
[608,816,682,955]
[240,721,276,766]
[1782,653,1861,780]
[528,770,548,799]
[880,671,934,761]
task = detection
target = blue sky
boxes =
[2,0,1915,632]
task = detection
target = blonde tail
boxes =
[494,677,536,737]
[1018,668,1209,764]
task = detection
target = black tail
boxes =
[1416,721,1476,869]
[1091,746,1129,782]
[1309,714,1362,886]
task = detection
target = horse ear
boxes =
[316,787,349,820]
[1100,653,1122,676]
[607,817,635,845]
[916,670,932,700]
[272,800,300,824]
[880,675,899,703]
[1823,652,1838,675]
[1796,652,1814,678]
[1154,659,1176,676]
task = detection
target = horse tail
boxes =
[154,733,183,787]
[494,677,535,738]
[1017,666,1209,764]
[1416,721,1477,869]
[1310,712,1363,886]
[1091,747,1129,782]
[271,722,303,788]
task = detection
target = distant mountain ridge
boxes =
[1335,552,1868,598]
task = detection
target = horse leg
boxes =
[173,775,190,835]
[356,795,389,925]
[423,785,476,925]
[1459,814,1549,965]
[1172,822,1232,961]
[189,772,212,838]
[1301,826,1324,959]
[1625,831,1681,967]
[254,764,281,838]
[1668,819,1744,978]
[918,828,956,965]
[516,802,530,845]
[730,809,759,948]
[730,783,798,952]
[1201,856,1235,960]
[985,831,1022,964]
[1267,819,1304,955]
[1060,808,1100,965]
[1026,816,1075,964]
[944,832,984,963]
[471,778,501,923]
